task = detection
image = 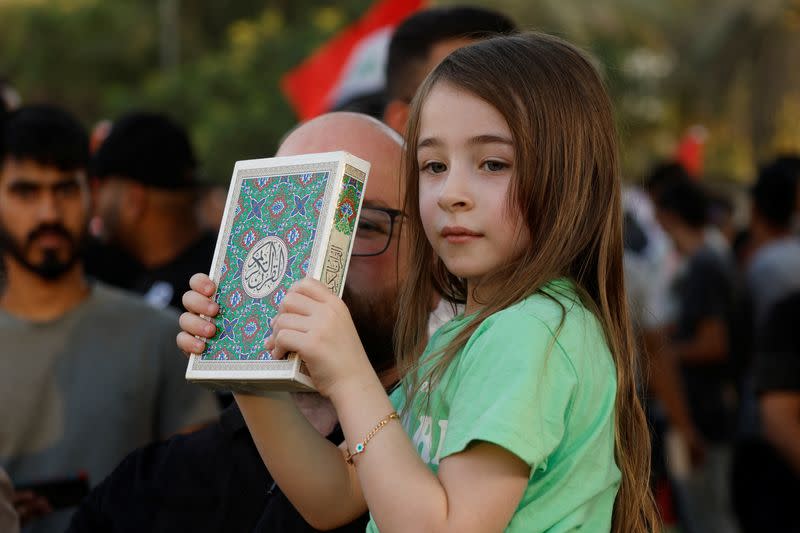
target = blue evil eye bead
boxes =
[355,443,365,453]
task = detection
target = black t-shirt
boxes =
[732,292,800,532]
[753,292,800,394]
[85,232,217,312]
[135,232,217,312]
[672,246,738,442]
[67,404,370,533]
[83,238,144,292]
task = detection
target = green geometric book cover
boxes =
[186,152,368,393]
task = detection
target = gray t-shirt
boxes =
[0,283,219,533]
[746,236,800,329]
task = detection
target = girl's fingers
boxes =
[278,289,317,316]
[291,277,334,302]
[177,331,207,355]
[268,329,306,360]
[265,312,311,354]
[179,311,217,338]
[271,312,311,335]
[189,272,216,296]
[182,290,219,317]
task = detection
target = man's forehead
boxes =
[363,162,402,210]
[1,157,86,184]
[278,116,403,208]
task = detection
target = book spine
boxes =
[320,161,366,298]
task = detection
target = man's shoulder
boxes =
[89,282,179,323]
[688,246,734,281]
[750,238,800,273]
[149,231,216,280]
[0,284,173,335]
[693,245,730,267]
[82,282,180,341]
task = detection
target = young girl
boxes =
[182,32,657,532]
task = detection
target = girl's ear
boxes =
[383,99,410,135]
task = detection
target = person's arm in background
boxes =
[643,328,706,465]
[669,319,728,363]
[0,468,21,533]
[760,393,800,474]
[755,293,800,475]
[671,254,735,365]
[626,252,705,464]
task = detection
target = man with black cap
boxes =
[87,111,217,311]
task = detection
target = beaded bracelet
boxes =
[345,412,399,465]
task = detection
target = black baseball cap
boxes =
[90,111,198,189]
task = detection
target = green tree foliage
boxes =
[0,0,372,182]
[2,0,799,183]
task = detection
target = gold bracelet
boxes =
[345,412,399,465]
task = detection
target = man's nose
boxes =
[36,190,62,222]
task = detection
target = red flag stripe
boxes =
[281,0,425,120]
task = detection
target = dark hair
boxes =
[0,92,7,155]
[655,178,708,228]
[751,155,800,229]
[707,191,733,229]
[0,86,8,118]
[1,104,88,171]
[386,6,516,102]
[91,111,197,189]
[645,160,690,197]
[0,77,14,116]
[331,90,387,120]
[732,228,751,263]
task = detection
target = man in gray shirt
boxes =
[746,156,800,329]
[0,105,218,532]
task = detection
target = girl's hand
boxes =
[176,273,219,356]
[265,277,374,399]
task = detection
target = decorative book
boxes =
[185,152,369,392]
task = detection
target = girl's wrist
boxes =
[327,362,386,411]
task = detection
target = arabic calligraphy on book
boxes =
[242,236,288,299]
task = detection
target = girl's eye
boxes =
[482,160,508,172]
[421,161,447,174]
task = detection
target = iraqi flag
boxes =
[281,0,425,121]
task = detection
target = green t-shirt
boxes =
[366,281,620,532]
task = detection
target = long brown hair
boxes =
[394,32,659,532]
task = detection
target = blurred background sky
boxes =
[1,0,799,186]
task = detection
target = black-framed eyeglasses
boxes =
[352,206,404,257]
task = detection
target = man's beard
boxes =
[342,285,398,377]
[0,222,85,281]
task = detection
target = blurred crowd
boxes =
[1,4,799,533]
[623,158,800,532]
